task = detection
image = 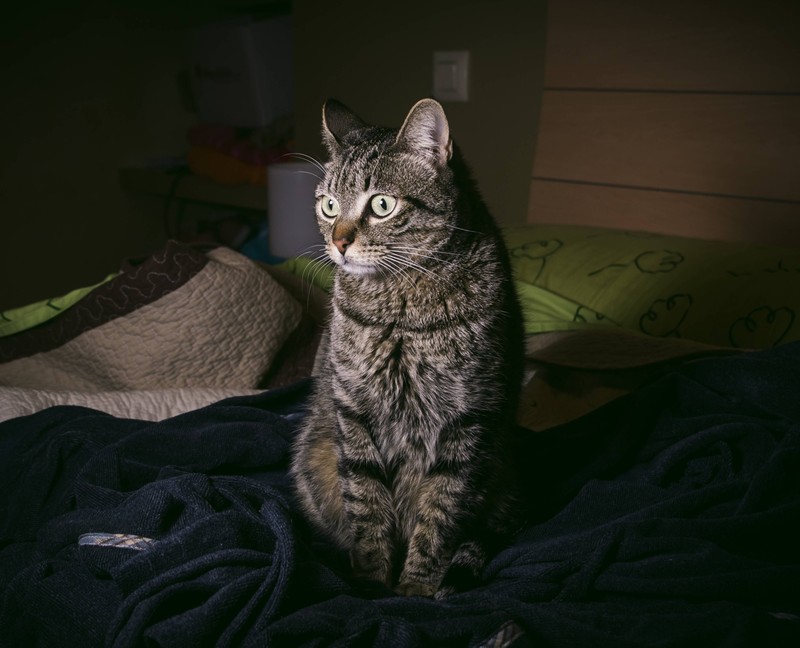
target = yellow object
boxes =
[187,146,266,186]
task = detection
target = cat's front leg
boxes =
[343,481,395,586]
[396,470,478,597]
[337,418,397,587]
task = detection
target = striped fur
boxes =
[290,99,524,598]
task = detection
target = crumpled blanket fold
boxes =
[2,346,800,647]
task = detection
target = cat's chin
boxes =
[336,260,379,277]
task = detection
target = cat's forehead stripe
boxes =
[353,192,371,217]
[334,145,383,195]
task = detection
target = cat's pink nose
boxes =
[334,237,352,255]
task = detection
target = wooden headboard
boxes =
[528,0,800,246]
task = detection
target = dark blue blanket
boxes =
[2,345,800,647]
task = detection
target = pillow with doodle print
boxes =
[504,225,799,349]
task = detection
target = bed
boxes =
[2,2,800,646]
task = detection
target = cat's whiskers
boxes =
[304,250,334,283]
[297,244,327,271]
[388,242,457,253]
[403,259,449,284]
[307,261,334,308]
[299,248,335,309]
[386,245,462,279]
[279,152,326,182]
[382,252,452,287]
[304,250,331,276]
[444,223,483,236]
[283,151,327,174]
[296,170,325,182]
[294,241,326,258]
[377,255,417,289]
[388,245,462,265]
[375,260,404,288]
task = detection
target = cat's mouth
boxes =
[337,258,379,276]
[330,250,379,276]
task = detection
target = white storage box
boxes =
[190,16,293,128]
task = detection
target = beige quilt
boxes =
[0,243,304,421]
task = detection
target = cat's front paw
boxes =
[350,551,392,587]
[395,581,437,598]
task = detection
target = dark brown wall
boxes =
[0,0,547,311]
[0,3,205,310]
[529,0,800,245]
[293,0,546,228]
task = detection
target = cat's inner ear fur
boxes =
[322,99,367,153]
[395,98,453,166]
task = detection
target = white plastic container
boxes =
[267,162,323,258]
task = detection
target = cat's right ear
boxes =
[395,98,452,166]
[322,99,366,154]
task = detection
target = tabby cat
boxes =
[291,98,524,598]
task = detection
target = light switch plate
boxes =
[433,51,469,102]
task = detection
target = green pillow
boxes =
[505,225,799,348]
[0,274,117,338]
[278,225,798,349]
[278,257,334,293]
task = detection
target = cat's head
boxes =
[315,98,457,277]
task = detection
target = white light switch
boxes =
[433,51,469,102]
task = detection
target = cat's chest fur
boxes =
[327,259,501,469]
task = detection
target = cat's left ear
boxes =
[395,99,453,166]
[322,99,367,154]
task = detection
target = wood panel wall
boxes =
[529,0,800,246]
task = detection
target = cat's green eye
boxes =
[320,196,340,218]
[370,195,397,218]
